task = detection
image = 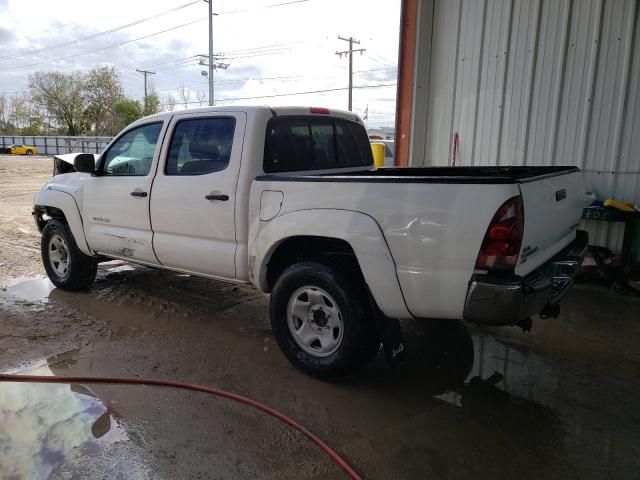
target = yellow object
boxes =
[604,199,635,212]
[370,143,385,168]
[7,144,38,155]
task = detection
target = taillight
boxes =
[475,195,524,271]
[310,107,330,114]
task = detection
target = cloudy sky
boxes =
[0,0,400,128]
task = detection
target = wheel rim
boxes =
[48,233,70,279]
[286,286,344,357]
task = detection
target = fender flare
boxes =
[249,209,412,319]
[34,187,93,256]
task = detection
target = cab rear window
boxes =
[263,116,373,173]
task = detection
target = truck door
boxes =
[82,121,166,264]
[150,111,247,279]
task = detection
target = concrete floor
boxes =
[0,263,639,479]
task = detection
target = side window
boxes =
[166,117,236,175]
[102,122,162,176]
[264,117,372,173]
[334,122,371,168]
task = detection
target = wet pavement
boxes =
[1,262,639,479]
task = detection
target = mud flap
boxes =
[376,316,406,368]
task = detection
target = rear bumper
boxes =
[463,230,588,326]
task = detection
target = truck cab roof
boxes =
[139,105,363,125]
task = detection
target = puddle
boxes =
[4,277,55,302]
[0,364,127,479]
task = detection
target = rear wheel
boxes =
[42,219,97,291]
[270,261,379,380]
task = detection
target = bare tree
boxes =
[176,82,192,108]
[196,90,207,107]
[163,94,176,112]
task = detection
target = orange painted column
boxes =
[394,0,418,167]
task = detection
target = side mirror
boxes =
[74,153,96,173]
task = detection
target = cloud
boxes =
[0,25,13,43]
[0,0,400,124]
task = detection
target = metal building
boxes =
[396,0,640,254]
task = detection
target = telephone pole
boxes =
[136,69,156,112]
[202,0,220,105]
[207,0,214,106]
[335,36,365,111]
[197,54,229,106]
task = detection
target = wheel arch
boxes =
[250,209,412,319]
[34,188,93,256]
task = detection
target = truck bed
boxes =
[256,166,579,184]
[252,164,585,319]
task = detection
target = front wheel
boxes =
[270,261,379,380]
[26,149,33,155]
[42,219,98,291]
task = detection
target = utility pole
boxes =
[202,0,220,105]
[197,53,229,105]
[207,0,214,106]
[136,69,156,112]
[335,36,365,111]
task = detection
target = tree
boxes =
[163,94,176,112]
[176,82,192,108]
[143,84,160,116]
[0,94,13,133]
[113,97,143,130]
[29,71,87,135]
[84,66,124,135]
[196,90,207,107]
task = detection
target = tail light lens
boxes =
[475,195,524,271]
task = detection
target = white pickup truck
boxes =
[33,106,588,379]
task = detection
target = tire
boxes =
[41,219,98,291]
[26,149,33,155]
[270,260,378,380]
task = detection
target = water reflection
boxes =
[0,363,125,479]
[4,277,56,302]
[408,320,640,480]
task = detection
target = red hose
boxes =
[0,373,362,480]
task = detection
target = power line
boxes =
[5,18,207,72]
[185,82,397,104]
[0,1,201,62]
[3,1,314,71]
[218,0,311,15]
[151,68,397,95]
[1,67,396,97]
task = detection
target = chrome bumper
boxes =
[463,230,589,326]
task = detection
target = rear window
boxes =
[264,116,373,173]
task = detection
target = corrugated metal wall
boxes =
[411,0,640,253]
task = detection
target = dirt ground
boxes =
[0,155,51,283]
[1,154,640,479]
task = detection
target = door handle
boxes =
[205,193,229,201]
[130,191,148,197]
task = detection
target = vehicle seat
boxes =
[179,139,224,175]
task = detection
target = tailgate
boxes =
[515,170,585,276]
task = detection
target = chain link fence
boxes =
[0,135,113,155]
